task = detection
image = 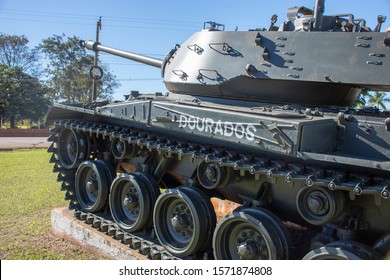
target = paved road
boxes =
[0,137,50,150]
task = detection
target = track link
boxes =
[75,210,181,260]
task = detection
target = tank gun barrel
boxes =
[81,40,163,68]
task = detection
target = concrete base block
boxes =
[51,207,147,260]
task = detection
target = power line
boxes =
[100,53,165,58]
[0,16,96,26]
[0,16,199,32]
[0,8,254,31]
[117,78,161,81]
[0,9,204,31]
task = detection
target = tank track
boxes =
[74,210,181,260]
[48,119,390,259]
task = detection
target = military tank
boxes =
[45,0,390,260]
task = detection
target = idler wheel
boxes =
[303,241,382,260]
[296,185,344,225]
[213,207,291,260]
[109,172,159,232]
[58,129,89,169]
[197,161,230,189]
[75,160,113,212]
[153,186,216,257]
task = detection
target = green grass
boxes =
[0,149,104,259]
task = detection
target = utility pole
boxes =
[92,17,102,102]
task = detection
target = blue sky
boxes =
[1,0,389,102]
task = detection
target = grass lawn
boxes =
[0,149,104,259]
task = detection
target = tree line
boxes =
[0,33,119,128]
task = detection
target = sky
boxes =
[1,0,389,101]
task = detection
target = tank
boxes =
[46,0,390,260]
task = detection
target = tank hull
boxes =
[45,95,390,259]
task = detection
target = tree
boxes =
[353,89,370,108]
[366,91,390,111]
[0,34,41,77]
[39,34,119,103]
[0,64,50,128]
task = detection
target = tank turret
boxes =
[82,0,390,107]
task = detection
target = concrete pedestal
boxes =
[51,207,147,260]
